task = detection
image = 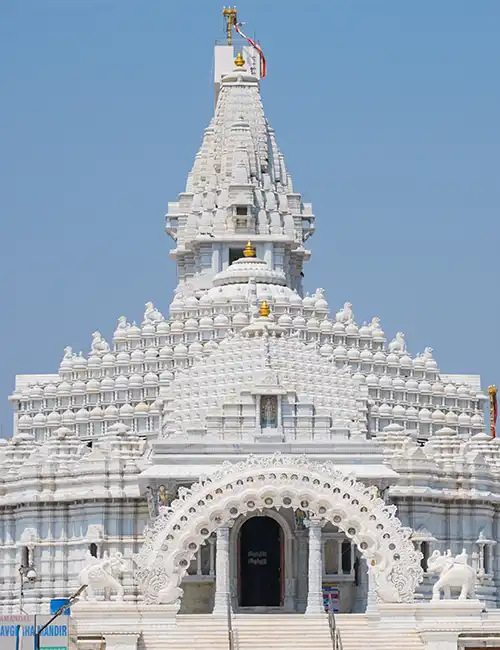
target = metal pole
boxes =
[19,571,24,614]
[226,592,233,650]
[35,585,87,650]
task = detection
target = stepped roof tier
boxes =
[6,58,487,466]
[7,54,486,460]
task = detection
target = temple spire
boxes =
[165,13,314,297]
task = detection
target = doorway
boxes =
[238,516,283,608]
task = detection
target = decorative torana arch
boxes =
[134,454,423,604]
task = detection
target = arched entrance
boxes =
[239,516,282,608]
[134,453,423,606]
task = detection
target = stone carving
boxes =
[160,333,363,441]
[427,549,477,601]
[369,317,380,330]
[116,316,128,330]
[86,524,104,543]
[158,578,184,604]
[20,527,37,548]
[91,332,110,356]
[144,302,164,324]
[260,395,278,428]
[158,485,170,514]
[134,453,422,605]
[422,347,434,360]
[388,332,406,354]
[335,302,354,325]
[79,551,127,601]
[63,346,73,359]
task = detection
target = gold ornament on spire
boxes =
[243,241,256,258]
[234,51,245,67]
[222,7,238,45]
[259,300,270,318]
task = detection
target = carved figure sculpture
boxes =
[158,576,184,604]
[91,331,110,356]
[388,332,407,354]
[63,346,73,359]
[116,316,128,330]
[422,347,434,360]
[369,317,381,330]
[157,485,170,514]
[427,549,477,601]
[261,395,278,428]
[335,302,354,325]
[144,301,164,323]
[78,551,127,601]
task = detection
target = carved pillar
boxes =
[209,537,215,576]
[305,518,324,615]
[478,543,485,578]
[365,565,378,615]
[296,529,308,612]
[212,526,231,615]
[337,540,343,575]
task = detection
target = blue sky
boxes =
[1,1,499,435]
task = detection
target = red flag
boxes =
[489,386,498,438]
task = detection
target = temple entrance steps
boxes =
[335,613,425,650]
[170,615,228,649]
[174,612,426,650]
[231,613,332,650]
[174,613,332,650]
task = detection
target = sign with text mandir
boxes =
[0,615,77,650]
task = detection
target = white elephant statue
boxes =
[427,549,477,601]
[79,551,127,601]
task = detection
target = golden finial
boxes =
[234,51,245,68]
[259,300,270,318]
[222,7,238,45]
[243,241,256,258]
[489,385,498,395]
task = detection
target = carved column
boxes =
[208,537,215,576]
[296,529,308,612]
[212,526,231,615]
[366,565,378,615]
[337,540,343,575]
[305,518,324,615]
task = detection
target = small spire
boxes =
[243,241,256,258]
[259,300,270,318]
[234,51,245,67]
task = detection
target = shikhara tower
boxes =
[2,13,500,650]
[165,50,314,298]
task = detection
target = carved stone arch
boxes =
[134,454,423,605]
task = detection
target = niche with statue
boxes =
[260,395,279,429]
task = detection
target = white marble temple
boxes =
[1,15,499,650]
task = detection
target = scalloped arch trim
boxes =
[134,454,423,604]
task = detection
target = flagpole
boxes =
[488,385,498,439]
